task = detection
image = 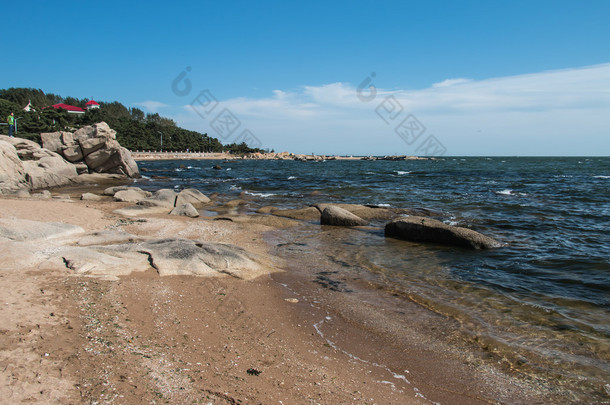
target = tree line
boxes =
[0,87,266,154]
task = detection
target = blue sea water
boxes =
[134,156,610,399]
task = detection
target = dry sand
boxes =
[0,195,551,404]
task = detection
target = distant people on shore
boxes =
[7,112,15,137]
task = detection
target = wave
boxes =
[594,175,610,179]
[495,189,527,196]
[288,176,297,180]
[395,171,411,175]
[245,191,276,198]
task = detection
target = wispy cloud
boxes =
[135,100,169,113]
[173,63,610,155]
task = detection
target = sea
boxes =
[133,156,609,402]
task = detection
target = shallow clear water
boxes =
[135,156,610,399]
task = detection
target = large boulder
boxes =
[1,136,78,190]
[385,216,501,249]
[320,206,368,226]
[43,122,139,178]
[22,154,79,189]
[0,139,27,192]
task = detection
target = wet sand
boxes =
[0,193,556,404]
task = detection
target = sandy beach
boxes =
[0,190,557,404]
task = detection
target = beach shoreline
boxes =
[0,190,566,404]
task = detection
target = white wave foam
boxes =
[229,185,241,191]
[288,176,297,180]
[496,189,527,196]
[594,175,610,179]
[395,171,411,175]
[245,191,276,198]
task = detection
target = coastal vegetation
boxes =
[0,87,264,155]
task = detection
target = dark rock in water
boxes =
[385,216,501,249]
[320,206,368,227]
[213,165,222,170]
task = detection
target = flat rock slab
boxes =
[385,216,501,249]
[0,218,84,241]
[0,218,272,280]
[113,205,170,217]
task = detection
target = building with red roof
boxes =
[85,100,100,110]
[49,103,86,114]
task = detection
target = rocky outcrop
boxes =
[320,206,368,227]
[41,122,139,178]
[0,122,138,193]
[385,216,501,249]
[1,136,78,190]
[0,140,27,192]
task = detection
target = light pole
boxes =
[14,117,23,135]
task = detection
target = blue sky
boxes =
[3,0,609,155]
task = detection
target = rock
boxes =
[175,188,210,208]
[72,122,139,178]
[0,218,84,241]
[73,161,89,174]
[40,131,74,153]
[71,173,127,185]
[81,192,102,201]
[314,203,424,221]
[213,164,222,170]
[272,207,320,221]
[62,145,84,163]
[21,152,78,190]
[112,205,170,217]
[103,185,130,196]
[136,238,270,279]
[114,188,152,203]
[170,203,200,218]
[257,206,276,214]
[320,206,368,226]
[16,189,31,198]
[385,216,501,249]
[60,246,151,277]
[75,230,145,246]
[0,139,27,192]
[139,188,178,208]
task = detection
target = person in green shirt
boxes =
[7,112,14,137]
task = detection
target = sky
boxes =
[2,0,609,156]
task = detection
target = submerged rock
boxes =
[385,216,501,249]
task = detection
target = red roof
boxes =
[50,103,85,112]
[85,100,99,106]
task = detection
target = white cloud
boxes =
[432,78,472,88]
[173,63,610,155]
[135,100,169,113]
